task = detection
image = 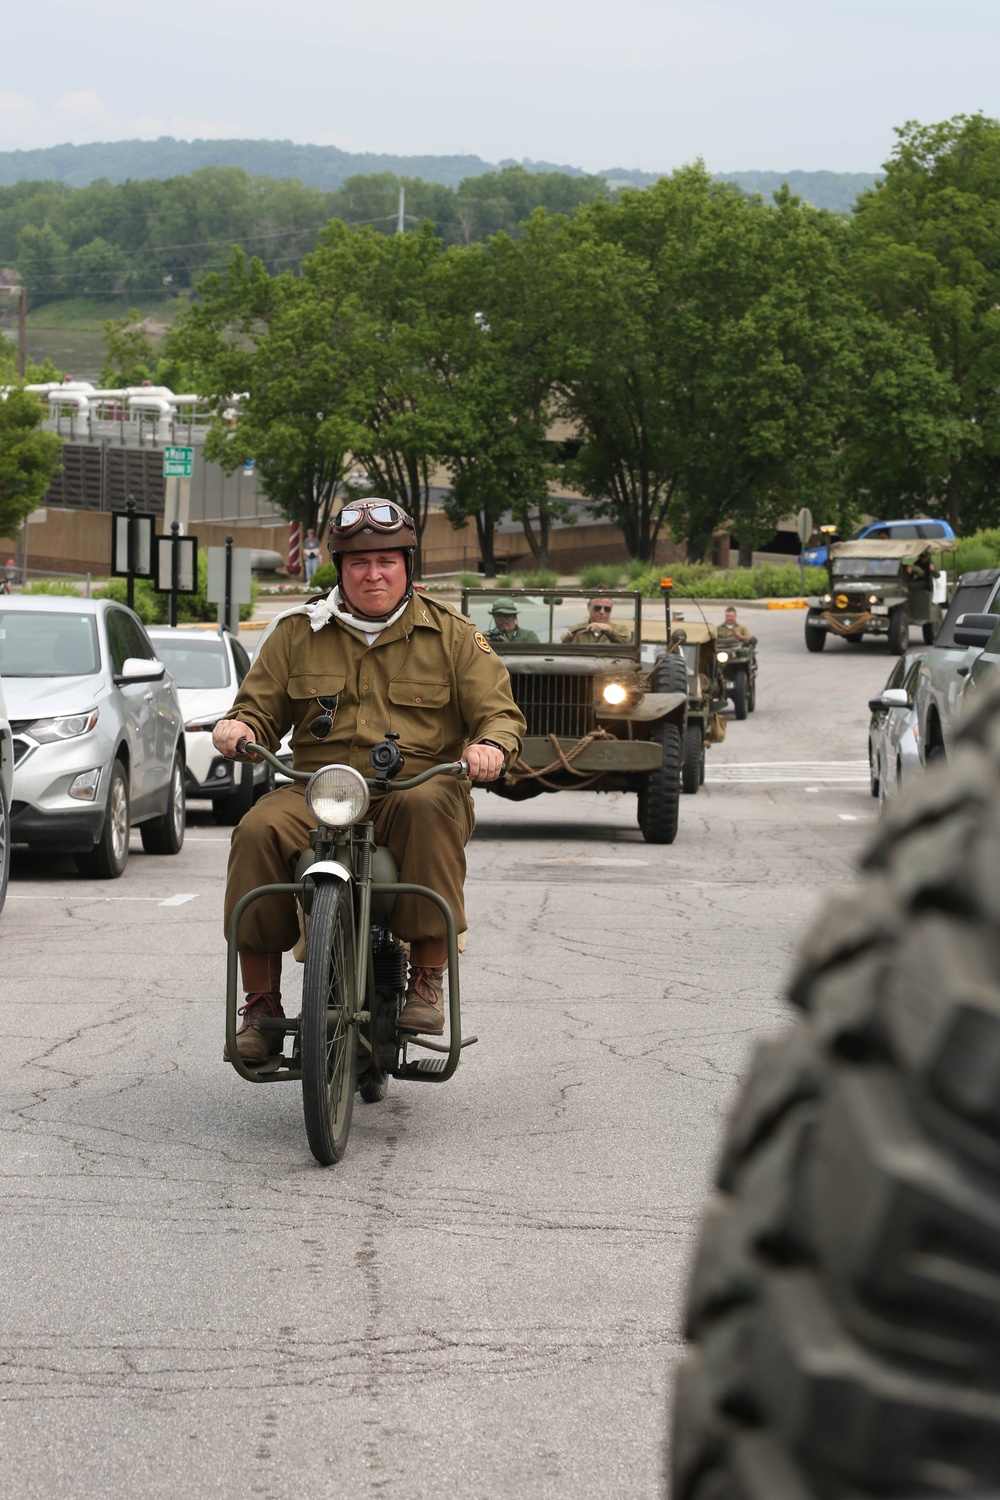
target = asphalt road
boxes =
[1,608,898,1499]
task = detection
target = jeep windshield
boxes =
[830,557,901,579]
[462,589,641,650]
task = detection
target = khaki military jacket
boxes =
[226,593,526,778]
[563,620,631,646]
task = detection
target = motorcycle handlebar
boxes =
[233,737,478,789]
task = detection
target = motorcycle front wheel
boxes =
[301,879,358,1165]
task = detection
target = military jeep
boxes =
[668,622,730,794]
[461,588,688,844]
[804,537,957,655]
[714,630,757,719]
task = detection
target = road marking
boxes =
[531,857,650,867]
[707,760,868,786]
[159,893,200,906]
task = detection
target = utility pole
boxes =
[397,185,405,234]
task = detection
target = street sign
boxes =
[111,508,154,578]
[154,533,199,594]
[207,543,253,633]
[163,445,194,478]
[795,507,815,546]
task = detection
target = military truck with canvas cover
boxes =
[461,588,688,844]
[804,537,957,654]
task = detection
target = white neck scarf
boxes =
[255,585,409,651]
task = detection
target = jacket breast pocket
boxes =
[386,679,451,755]
[287,671,346,734]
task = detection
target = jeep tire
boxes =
[682,722,704,795]
[671,684,1000,1499]
[804,621,826,653]
[887,604,910,655]
[637,720,682,844]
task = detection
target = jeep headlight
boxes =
[602,681,628,706]
[868,594,879,604]
[716,649,730,663]
[306,764,370,827]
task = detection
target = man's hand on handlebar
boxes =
[464,743,506,783]
[213,719,256,758]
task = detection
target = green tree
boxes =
[17,222,71,309]
[99,309,159,385]
[0,388,62,537]
[435,222,568,571]
[852,113,1000,533]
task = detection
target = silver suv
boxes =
[0,597,186,877]
[0,674,12,914]
[915,568,1000,765]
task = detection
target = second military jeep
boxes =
[805,537,957,655]
[668,622,730,794]
[461,588,688,844]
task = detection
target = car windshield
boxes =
[463,592,639,648]
[0,610,100,677]
[152,636,231,689]
[831,557,902,579]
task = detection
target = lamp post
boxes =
[0,284,26,376]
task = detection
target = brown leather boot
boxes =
[397,965,445,1035]
[224,992,285,1063]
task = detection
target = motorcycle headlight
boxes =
[716,650,730,664]
[306,764,370,827]
[29,708,100,742]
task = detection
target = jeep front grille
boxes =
[508,673,596,739]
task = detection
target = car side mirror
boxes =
[880,688,910,709]
[117,656,166,684]
[953,612,999,648]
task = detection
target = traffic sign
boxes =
[795,507,815,546]
[163,445,194,478]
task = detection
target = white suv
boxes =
[1,597,186,878]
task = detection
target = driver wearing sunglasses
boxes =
[561,595,631,645]
[213,500,525,1055]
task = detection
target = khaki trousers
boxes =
[223,779,475,956]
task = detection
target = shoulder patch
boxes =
[474,631,493,654]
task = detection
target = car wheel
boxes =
[213,761,256,826]
[804,621,826,653]
[140,752,186,855]
[731,670,748,720]
[748,673,757,713]
[0,775,9,916]
[671,683,1000,1499]
[76,759,130,879]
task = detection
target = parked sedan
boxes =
[868,652,924,811]
[146,626,269,825]
[0,597,186,877]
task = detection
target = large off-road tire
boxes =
[301,879,358,1166]
[671,684,1000,1499]
[76,759,130,879]
[140,752,186,854]
[638,720,682,844]
[804,621,826,653]
[748,673,756,713]
[887,604,910,655]
[654,650,689,698]
[682,722,704,795]
[731,670,748,720]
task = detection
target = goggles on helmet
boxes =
[332,501,411,537]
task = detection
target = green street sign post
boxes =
[163,445,194,478]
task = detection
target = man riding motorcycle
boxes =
[213,501,525,1059]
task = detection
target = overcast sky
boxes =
[2,0,997,174]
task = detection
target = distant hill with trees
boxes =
[0,137,878,214]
